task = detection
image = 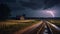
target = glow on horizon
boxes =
[41,10,55,17]
[46,10,55,17]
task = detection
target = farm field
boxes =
[0,19,40,34]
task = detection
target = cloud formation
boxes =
[17,0,60,10]
[1,0,60,17]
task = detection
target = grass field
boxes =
[0,20,40,34]
[48,19,60,27]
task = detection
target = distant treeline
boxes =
[9,17,60,20]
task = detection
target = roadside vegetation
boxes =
[48,19,60,27]
[0,20,40,34]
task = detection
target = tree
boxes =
[0,3,11,20]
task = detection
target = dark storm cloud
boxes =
[17,0,60,10]
[1,0,60,10]
[1,0,16,2]
[44,0,60,9]
[16,0,60,17]
[19,0,42,9]
[2,0,60,10]
[6,0,16,2]
[0,0,16,10]
[1,0,60,17]
[19,0,44,9]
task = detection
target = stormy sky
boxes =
[0,0,60,17]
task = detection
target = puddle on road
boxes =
[43,25,48,34]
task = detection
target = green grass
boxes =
[0,20,40,34]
